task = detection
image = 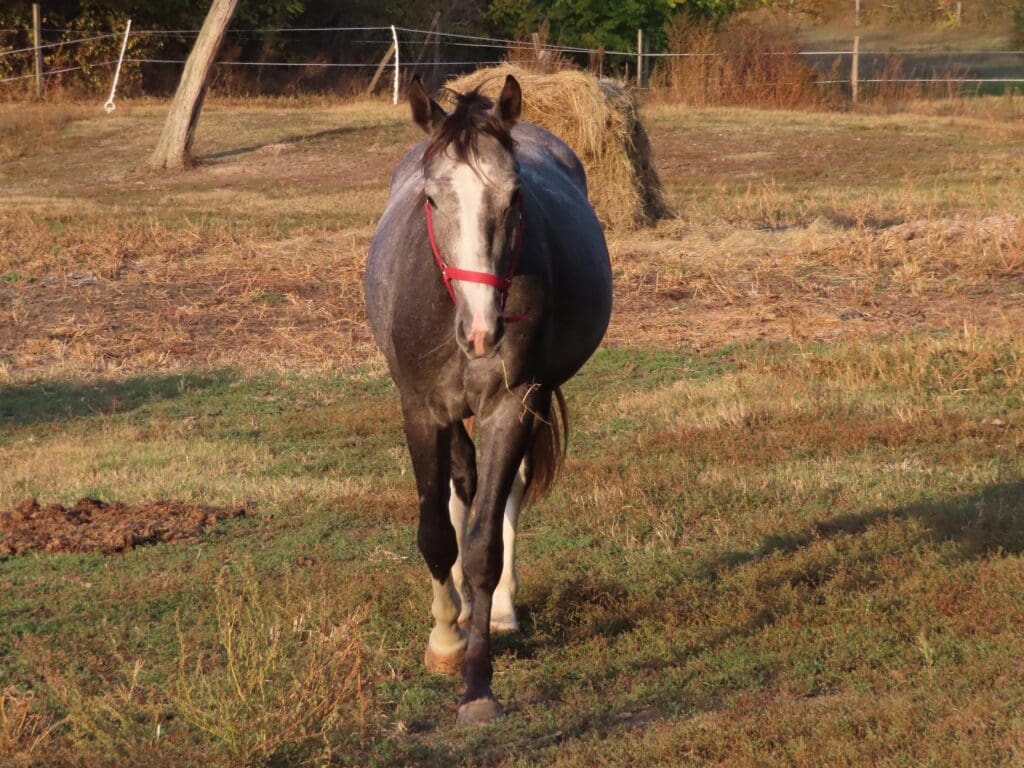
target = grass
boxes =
[1,96,1023,765]
[1,336,1022,765]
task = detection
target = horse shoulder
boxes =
[511,123,589,197]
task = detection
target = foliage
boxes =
[1013,1,1024,49]
[486,0,761,51]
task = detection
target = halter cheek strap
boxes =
[424,194,527,322]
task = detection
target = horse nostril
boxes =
[470,330,487,357]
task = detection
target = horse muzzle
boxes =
[456,311,505,359]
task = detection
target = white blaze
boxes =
[450,162,497,330]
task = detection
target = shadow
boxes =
[493,573,646,665]
[819,209,905,231]
[0,371,235,427]
[199,125,364,161]
[710,480,1024,577]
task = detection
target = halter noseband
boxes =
[424,194,526,322]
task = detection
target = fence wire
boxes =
[4,24,1024,91]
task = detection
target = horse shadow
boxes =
[0,371,233,428]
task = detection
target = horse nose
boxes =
[460,315,504,358]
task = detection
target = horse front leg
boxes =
[448,419,477,630]
[457,398,535,725]
[401,408,467,675]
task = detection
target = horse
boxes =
[364,73,612,725]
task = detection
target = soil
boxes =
[0,497,247,557]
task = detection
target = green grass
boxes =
[2,335,1023,766]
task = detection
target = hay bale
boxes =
[444,64,670,230]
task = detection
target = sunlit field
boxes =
[2,97,1023,766]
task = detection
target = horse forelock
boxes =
[424,88,515,167]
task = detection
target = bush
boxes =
[651,13,825,109]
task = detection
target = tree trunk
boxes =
[147,0,239,171]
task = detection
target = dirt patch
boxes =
[0,498,247,556]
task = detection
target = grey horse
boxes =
[364,74,612,724]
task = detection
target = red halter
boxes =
[424,194,526,322]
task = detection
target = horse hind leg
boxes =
[491,390,561,634]
[449,480,472,629]
[450,421,524,635]
[491,460,527,634]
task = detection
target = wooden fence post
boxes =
[851,35,860,106]
[636,29,644,89]
[855,0,861,27]
[365,42,395,96]
[589,45,605,77]
[32,3,42,99]
[407,11,439,87]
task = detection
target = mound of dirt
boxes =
[0,498,247,557]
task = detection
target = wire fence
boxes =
[3,23,1024,93]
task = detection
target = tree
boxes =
[147,0,239,170]
[487,0,750,51]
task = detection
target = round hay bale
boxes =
[444,64,671,230]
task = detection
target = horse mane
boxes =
[425,88,515,164]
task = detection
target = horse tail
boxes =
[524,387,568,506]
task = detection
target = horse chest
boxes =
[417,353,525,424]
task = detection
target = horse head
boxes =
[409,74,524,359]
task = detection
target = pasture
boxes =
[2,98,1024,766]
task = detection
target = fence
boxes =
[3,17,1024,107]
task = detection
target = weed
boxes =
[173,562,373,766]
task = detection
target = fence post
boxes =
[956,1,962,26]
[408,11,439,87]
[851,35,860,106]
[32,3,42,98]
[636,29,643,89]
[855,0,861,26]
[365,42,395,96]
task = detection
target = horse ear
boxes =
[409,75,446,133]
[497,74,522,127]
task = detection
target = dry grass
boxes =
[2,99,1024,382]
[446,64,670,230]
[0,218,376,380]
[0,104,92,162]
[652,15,826,109]
[0,688,58,766]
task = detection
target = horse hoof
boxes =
[457,697,506,726]
[424,645,464,676]
[490,614,519,635]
